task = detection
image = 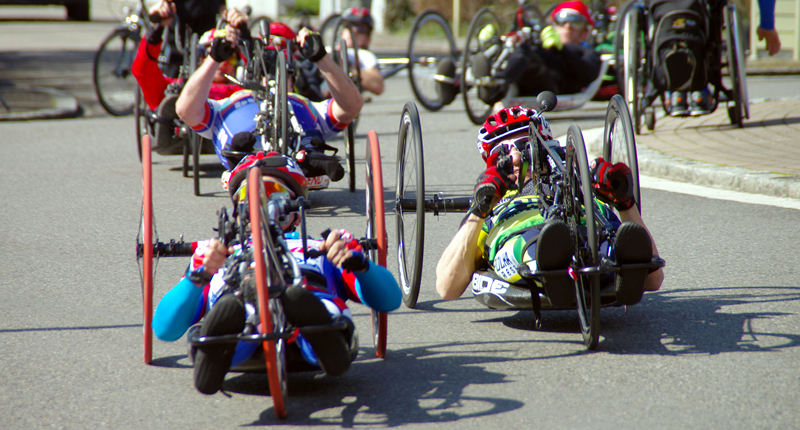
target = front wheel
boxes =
[725,4,749,127]
[621,5,644,134]
[407,9,456,112]
[602,94,641,213]
[93,29,139,116]
[396,102,425,308]
[461,8,501,125]
[566,125,601,350]
[365,130,388,357]
[249,167,288,419]
[138,134,154,363]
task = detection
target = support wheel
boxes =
[566,125,601,350]
[93,29,138,116]
[335,38,357,192]
[248,167,288,419]
[138,134,154,364]
[365,130,388,357]
[395,102,425,308]
[461,8,501,125]
[621,4,644,135]
[407,9,456,112]
[602,94,641,213]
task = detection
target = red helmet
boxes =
[270,22,297,50]
[552,0,595,26]
[476,106,552,159]
[341,7,374,32]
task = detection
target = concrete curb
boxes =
[0,85,80,121]
[582,127,800,200]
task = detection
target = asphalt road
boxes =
[1,19,800,430]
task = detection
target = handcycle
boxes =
[319,9,458,112]
[394,93,664,349]
[133,8,220,196]
[93,0,152,116]
[457,2,622,125]
[615,0,749,133]
[135,127,389,418]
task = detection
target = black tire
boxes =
[566,124,601,350]
[192,132,201,196]
[320,13,341,48]
[93,29,139,116]
[407,9,456,112]
[134,87,147,162]
[365,130,388,358]
[248,167,288,419]
[621,4,644,134]
[613,0,638,95]
[395,102,425,308]
[602,94,641,213]
[335,39,356,192]
[461,8,501,125]
[275,53,289,154]
[66,0,90,21]
[724,4,748,127]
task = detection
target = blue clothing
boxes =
[191,90,350,169]
[758,0,776,30]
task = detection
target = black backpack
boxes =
[648,0,710,92]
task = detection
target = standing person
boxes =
[435,107,663,308]
[152,152,402,394]
[175,9,364,184]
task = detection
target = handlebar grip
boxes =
[242,5,252,16]
[149,12,162,24]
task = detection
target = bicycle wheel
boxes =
[621,4,645,134]
[192,132,201,196]
[139,134,154,364]
[134,87,147,162]
[461,8,502,125]
[395,102,425,308]
[613,0,638,95]
[320,13,341,48]
[93,28,139,116]
[407,9,456,112]
[602,94,641,213]
[565,124,601,350]
[274,53,289,154]
[724,3,749,127]
[248,167,288,419]
[365,130,388,358]
[335,39,357,192]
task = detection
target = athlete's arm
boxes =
[435,214,485,300]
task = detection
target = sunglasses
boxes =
[489,136,530,157]
[554,10,589,29]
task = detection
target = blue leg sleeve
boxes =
[353,262,402,313]
[152,276,205,342]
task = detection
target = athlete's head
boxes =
[269,21,297,50]
[340,7,373,49]
[552,1,593,44]
[478,107,553,183]
[227,152,308,232]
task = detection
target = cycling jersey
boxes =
[190,90,349,169]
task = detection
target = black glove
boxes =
[146,23,166,46]
[210,31,235,63]
[470,148,516,218]
[301,32,326,63]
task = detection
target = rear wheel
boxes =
[621,5,644,134]
[334,38,357,192]
[320,13,341,48]
[93,29,138,116]
[602,94,641,213]
[408,9,456,112]
[138,135,154,364]
[396,102,425,308]
[461,8,501,125]
[365,130,388,358]
[566,125,601,350]
[724,4,748,127]
[192,132,201,196]
[248,167,288,419]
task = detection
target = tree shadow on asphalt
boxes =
[498,285,800,356]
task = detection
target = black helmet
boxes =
[341,7,374,33]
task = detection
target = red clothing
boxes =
[131,37,242,110]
